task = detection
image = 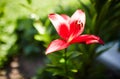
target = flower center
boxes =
[67,35,73,43]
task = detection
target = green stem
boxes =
[64,48,68,78]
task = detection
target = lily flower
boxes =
[45,10,104,55]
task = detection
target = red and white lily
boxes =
[45,10,104,55]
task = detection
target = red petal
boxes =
[69,10,86,37]
[45,39,69,55]
[48,14,70,40]
[71,35,104,45]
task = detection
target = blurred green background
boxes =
[0,0,80,68]
[0,0,120,79]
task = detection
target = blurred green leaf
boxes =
[27,0,32,4]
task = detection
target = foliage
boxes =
[0,0,81,68]
[0,0,56,67]
[0,0,17,67]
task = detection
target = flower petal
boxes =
[48,14,70,40]
[69,10,85,37]
[71,35,104,45]
[45,39,69,55]
[61,14,70,21]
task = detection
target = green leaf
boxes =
[67,51,83,60]
[27,0,32,4]
[46,64,64,76]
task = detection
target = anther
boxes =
[77,20,83,26]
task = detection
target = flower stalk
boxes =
[64,48,68,78]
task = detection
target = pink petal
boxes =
[61,14,70,21]
[48,14,70,40]
[71,35,104,45]
[45,39,69,55]
[69,10,86,37]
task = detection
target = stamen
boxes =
[77,20,83,27]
